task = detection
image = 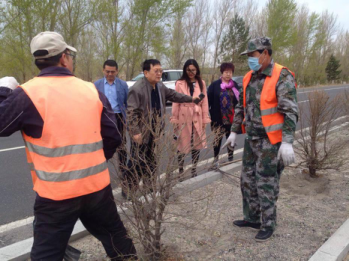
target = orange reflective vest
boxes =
[20,76,110,200]
[242,63,296,144]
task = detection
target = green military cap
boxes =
[240,37,272,55]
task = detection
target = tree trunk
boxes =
[308,166,317,178]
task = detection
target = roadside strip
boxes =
[1,119,349,260]
[309,219,349,261]
[0,156,242,261]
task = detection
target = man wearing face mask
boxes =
[223,37,298,241]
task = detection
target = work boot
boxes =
[64,245,81,261]
[233,220,261,230]
[255,229,274,242]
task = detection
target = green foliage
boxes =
[325,54,341,81]
[220,13,250,65]
[0,0,345,86]
[122,0,191,79]
[266,0,297,53]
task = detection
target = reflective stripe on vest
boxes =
[242,63,296,144]
[20,76,110,200]
[25,140,103,158]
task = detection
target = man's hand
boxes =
[0,77,19,91]
[222,132,237,150]
[192,97,201,104]
[133,134,142,145]
[277,142,295,166]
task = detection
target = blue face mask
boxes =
[248,57,262,72]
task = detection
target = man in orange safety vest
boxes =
[224,37,298,242]
[0,31,137,260]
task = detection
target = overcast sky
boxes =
[258,0,349,31]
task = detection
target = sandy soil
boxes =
[72,130,349,261]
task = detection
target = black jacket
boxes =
[207,79,240,126]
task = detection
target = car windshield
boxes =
[131,73,144,81]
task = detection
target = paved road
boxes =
[0,85,348,226]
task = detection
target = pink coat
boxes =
[171,80,211,154]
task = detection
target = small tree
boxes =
[325,54,341,82]
[295,90,348,177]
[219,13,250,67]
[111,113,218,260]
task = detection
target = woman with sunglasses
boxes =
[171,59,211,180]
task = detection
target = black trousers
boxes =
[30,185,137,261]
[125,137,156,191]
[178,124,200,174]
[115,113,127,174]
[212,124,234,160]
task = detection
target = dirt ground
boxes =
[72,131,349,260]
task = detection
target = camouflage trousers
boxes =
[241,137,284,231]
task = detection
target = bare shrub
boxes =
[295,90,349,177]
[112,113,217,260]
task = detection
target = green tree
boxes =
[288,9,320,86]
[123,0,191,79]
[325,54,341,81]
[58,0,97,49]
[166,11,188,68]
[94,0,126,64]
[0,0,62,82]
[219,13,250,73]
[266,0,297,53]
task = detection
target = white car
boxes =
[126,69,182,90]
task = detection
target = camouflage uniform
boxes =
[231,37,298,231]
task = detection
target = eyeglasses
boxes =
[105,70,117,75]
[153,69,163,74]
[64,52,76,59]
[186,68,197,74]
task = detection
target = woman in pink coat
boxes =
[171,59,211,179]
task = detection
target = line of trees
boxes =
[0,0,348,86]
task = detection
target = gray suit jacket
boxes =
[127,77,193,144]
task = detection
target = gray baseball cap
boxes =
[30,31,77,59]
[240,37,272,55]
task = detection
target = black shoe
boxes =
[209,157,219,170]
[233,220,261,230]
[228,156,234,162]
[255,229,274,242]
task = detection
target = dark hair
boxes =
[34,50,63,70]
[258,49,272,56]
[103,59,118,69]
[142,59,161,71]
[179,59,203,92]
[220,62,235,74]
